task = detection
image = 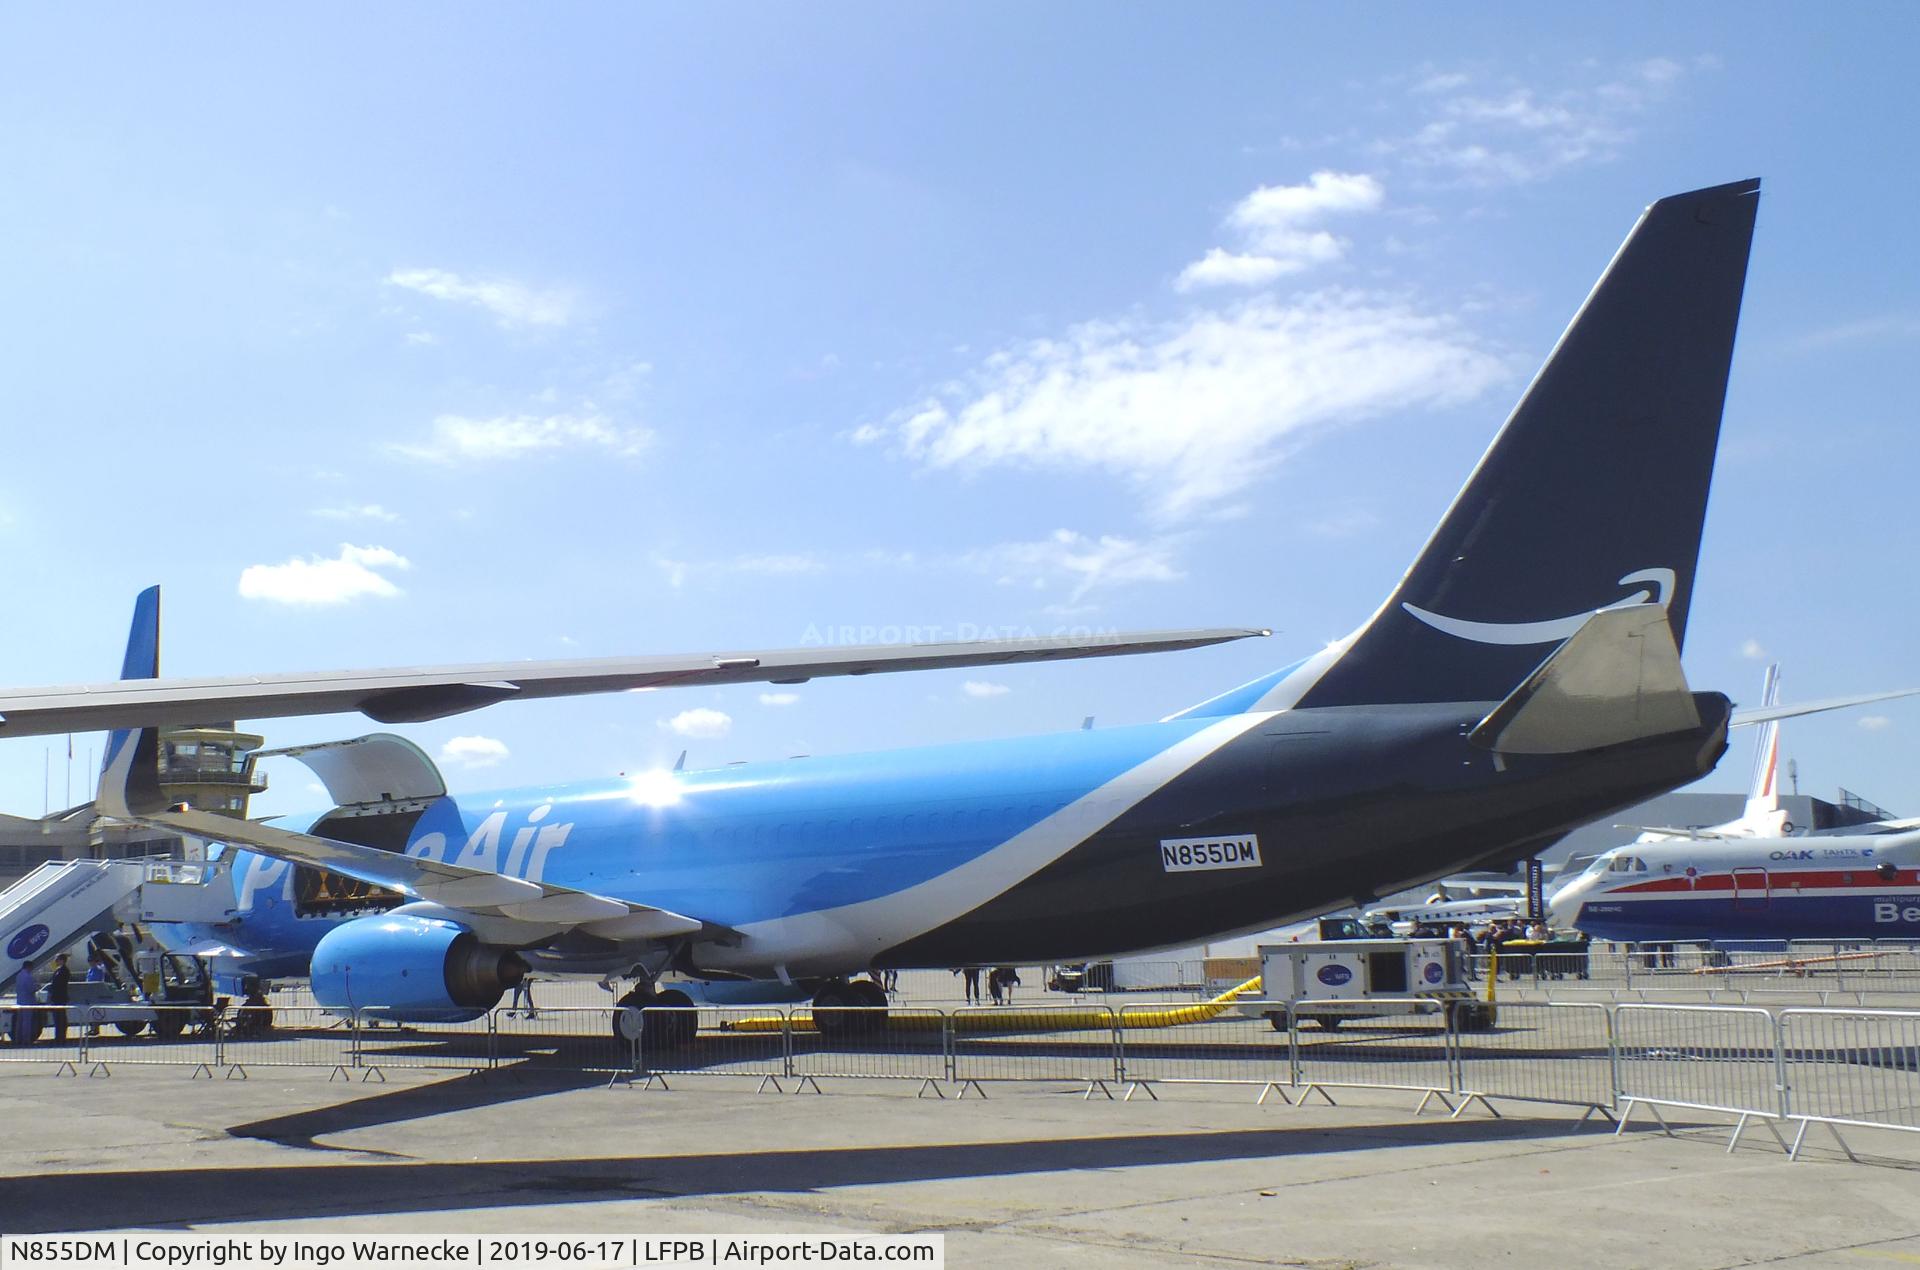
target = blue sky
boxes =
[1,6,1916,820]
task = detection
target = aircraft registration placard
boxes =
[1159,834,1262,873]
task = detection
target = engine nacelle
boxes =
[311,913,525,1023]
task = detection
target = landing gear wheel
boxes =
[848,979,889,1031]
[811,982,860,1039]
[613,988,697,1051]
[151,1010,186,1041]
[115,1020,146,1038]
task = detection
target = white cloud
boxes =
[962,680,1010,698]
[1792,315,1920,352]
[1177,171,1384,290]
[313,503,401,523]
[404,331,438,346]
[654,552,825,589]
[758,692,801,707]
[237,544,411,606]
[1740,639,1768,661]
[386,268,576,327]
[1385,58,1704,187]
[1176,249,1293,291]
[1859,715,1893,731]
[969,530,1184,602]
[883,292,1507,520]
[392,412,652,463]
[440,735,510,768]
[663,708,732,739]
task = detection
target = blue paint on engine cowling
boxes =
[311,914,523,1024]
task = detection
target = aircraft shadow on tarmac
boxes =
[5,1110,1601,1232]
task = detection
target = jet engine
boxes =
[311,913,525,1023]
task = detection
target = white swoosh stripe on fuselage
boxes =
[708,710,1279,977]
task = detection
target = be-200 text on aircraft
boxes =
[6,178,1859,1038]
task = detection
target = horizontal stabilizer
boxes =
[1731,687,1920,728]
[1469,604,1699,755]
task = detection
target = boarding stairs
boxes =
[0,857,238,991]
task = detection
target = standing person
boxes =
[45,954,71,1045]
[509,974,537,1018]
[953,966,981,1004]
[10,961,37,1046]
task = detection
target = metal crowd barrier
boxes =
[1452,1001,1615,1122]
[1114,1000,1290,1101]
[1778,1008,1920,1161]
[787,1006,947,1094]
[635,1005,785,1089]
[10,991,1920,1166]
[1613,1003,1786,1151]
[1290,999,1456,1113]
[950,1005,1120,1097]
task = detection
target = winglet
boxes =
[1468,604,1701,755]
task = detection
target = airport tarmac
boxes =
[3,1065,1918,1269]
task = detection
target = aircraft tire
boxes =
[811,983,863,1039]
[115,1020,146,1038]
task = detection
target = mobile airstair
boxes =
[0,860,146,984]
[1,856,238,989]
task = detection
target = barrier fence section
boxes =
[634,1005,786,1088]
[219,1005,355,1076]
[352,1008,494,1076]
[1114,1001,1290,1100]
[1452,1001,1615,1120]
[950,1004,1119,1096]
[494,1005,639,1079]
[1291,999,1454,1111]
[1612,1003,1786,1150]
[787,1006,947,1092]
[1778,1008,1920,1161]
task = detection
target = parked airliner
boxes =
[11,178,1855,1039]
[1550,666,1920,942]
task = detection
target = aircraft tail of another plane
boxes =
[1274,178,1761,713]
[97,585,164,815]
[1742,663,1787,823]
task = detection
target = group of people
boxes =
[953,965,1021,1004]
[8,953,73,1046]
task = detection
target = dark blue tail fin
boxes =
[99,585,160,784]
[1292,178,1760,709]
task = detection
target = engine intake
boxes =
[311,913,525,1023]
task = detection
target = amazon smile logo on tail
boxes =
[1401,568,1675,646]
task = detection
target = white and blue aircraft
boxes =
[8,178,1863,1039]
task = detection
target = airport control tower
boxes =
[154,726,269,819]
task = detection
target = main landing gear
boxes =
[612,984,697,1051]
[811,977,888,1037]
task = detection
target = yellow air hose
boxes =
[717,975,1269,1034]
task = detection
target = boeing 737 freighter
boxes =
[7,177,1862,1041]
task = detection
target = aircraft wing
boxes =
[96,723,723,944]
[159,805,720,942]
[0,625,1265,739]
[1731,687,1920,728]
